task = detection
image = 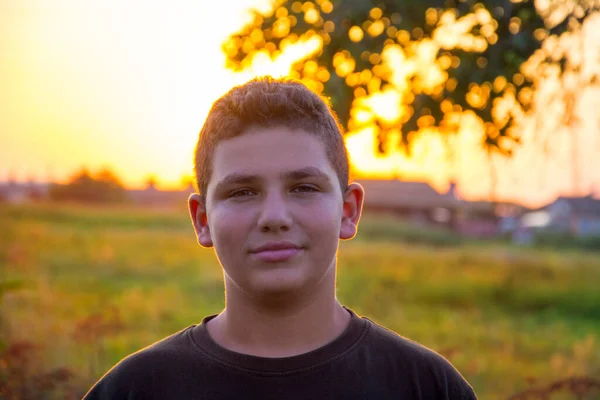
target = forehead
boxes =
[208,126,335,185]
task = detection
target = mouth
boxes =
[250,242,303,262]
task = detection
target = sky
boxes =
[1,1,599,207]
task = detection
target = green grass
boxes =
[1,203,599,399]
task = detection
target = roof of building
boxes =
[557,195,600,214]
[356,179,459,209]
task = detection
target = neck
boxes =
[206,268,350,358]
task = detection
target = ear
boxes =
[188,193,213,248]
[339,182,364,240]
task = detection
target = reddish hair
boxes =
[194,76,349,202]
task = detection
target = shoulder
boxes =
[364,318,446,362]
[83,326,197,400]
[362,318,477,399]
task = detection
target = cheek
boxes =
[209,206,253,250]
[301,205,341,268]
[300,200,343,236]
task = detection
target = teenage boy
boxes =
[85,77,477,399]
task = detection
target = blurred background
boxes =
[1,0,599,399]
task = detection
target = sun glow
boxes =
[2,1,599,206]
[0,0,324,190]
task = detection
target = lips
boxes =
[250,241,302,262]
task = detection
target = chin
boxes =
[246,268,315,297]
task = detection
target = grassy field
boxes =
[1,203,599,399]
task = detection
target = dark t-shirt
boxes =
[84,309,477,399]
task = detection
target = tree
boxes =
[180,174,196,191]
[522,2,600,194]
[144,174,158,190]
[224,0,599,155]
[49,168,126,203]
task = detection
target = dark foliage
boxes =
[224,0,598,154]
[49,168,126,204]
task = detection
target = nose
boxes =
[257,190,292,233]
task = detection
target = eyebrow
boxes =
[214,167,331,193]
[280,167,330,182]
[213,174,259,194]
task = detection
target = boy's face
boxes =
[189,126,363,297]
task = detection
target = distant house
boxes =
[449,200,525,237]
[357,179,460,228]
[357,179,526,237]
[540,195,600,237]
[0,182,49,204]
[454,201,500,237]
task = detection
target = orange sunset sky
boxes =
[1,1,599,207]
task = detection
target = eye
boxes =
[292,185,319,193]
[229,189,256,198]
